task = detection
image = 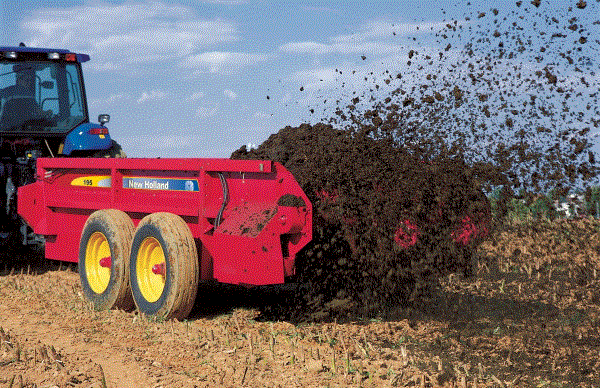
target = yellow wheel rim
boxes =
[136,236,166,303]
[85,231,111,294]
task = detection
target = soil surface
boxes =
[2,219,600,387]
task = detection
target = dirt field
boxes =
[1,219,600,387]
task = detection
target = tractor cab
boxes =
[0,45,115,157]
[0,45,122,250]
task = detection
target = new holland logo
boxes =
[122,177,199,191]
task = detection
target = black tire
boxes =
[78,209,135,311]
[129,212,199,320]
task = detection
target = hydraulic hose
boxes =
[215,172,229,227]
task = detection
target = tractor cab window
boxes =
[36,65,59,116]
[0,61,88,134]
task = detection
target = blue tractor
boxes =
[0,44,123,250]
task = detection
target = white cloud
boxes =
[145,135,193,150]
[89,93,126,106]
[223,89,237,100]
[195,103,219,118]
[181,51,269,74]
[22,2,239,70]
[86,62,120,72]
[189,91,205,100]
[280,40,403,56]
[279,19,450,56]
[202,0,247,3]
[253,111,269,119]
[333,20,450,44]
[137,90,167,103]
[292,66,340,89]
[280,41,332,55]
[301,6,338,13]
[119,134,196,157]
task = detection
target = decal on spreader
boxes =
[122,177,199,191]
[70,176,111,187]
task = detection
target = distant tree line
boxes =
[488,186,600,222]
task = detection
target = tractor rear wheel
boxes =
[78,209,135,311]
[129,212,199,320]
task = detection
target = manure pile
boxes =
[232,123,490,318]
[233,0,599,319]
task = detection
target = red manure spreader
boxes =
[17,157,312,320]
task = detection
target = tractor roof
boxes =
[0,45,90,63]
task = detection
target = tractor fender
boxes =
[62,123,112,155]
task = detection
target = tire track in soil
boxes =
[0,313,150,387]
[0,271,152,387]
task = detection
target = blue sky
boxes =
[2,0,598,159]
